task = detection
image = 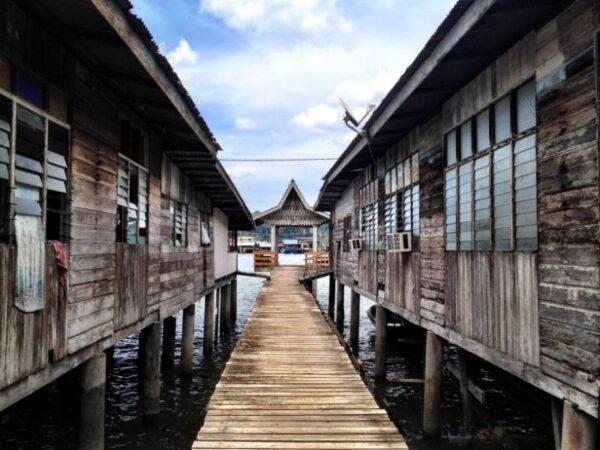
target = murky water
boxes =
[0,254,553,449]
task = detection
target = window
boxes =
[0,93,70,243]
[460,121,472,160]
[200,212,211,246]
[359,203,378,250]
[342,215,351,252]
[16,71,45,109]
[0,96,10,242]
[444,80,537,252]
[116,156,148,245]
[170,200,187,247]
[383,196,397,234]
[228,229,237,251]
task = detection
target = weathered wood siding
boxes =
[535,0,599,399]
[0,245,67,390]
[332,181,358,286]
[114,244,148,329]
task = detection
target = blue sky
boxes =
[130,0,455,212]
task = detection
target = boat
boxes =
[367,305,423,339]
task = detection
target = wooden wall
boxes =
[0,0,223,409]
[535,0,599,401]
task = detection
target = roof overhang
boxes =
[315,0,575,211]
[16,0,254,229]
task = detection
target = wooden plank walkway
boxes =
[193,266,407,449]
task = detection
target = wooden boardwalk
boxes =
[193,266,407,449]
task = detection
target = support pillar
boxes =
[312,225,318,251]
[374,304,387,379]
[311,279,318,298]
[203,292,215,356]
[181,304,195,375]
[560,400,597,450]
[457,350,472,429]
[220,284,232,333]
[79,353,106,450]
[335,280,345,332]
[349,291,360,353]
[230,277,237,324]
[551,398,563,450]
[423,331,443,436]
[140,323,161,423]
[271,225,277,252]
[328,275,335,320]
[161,316,176,370]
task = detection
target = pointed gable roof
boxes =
[254,180,329,227]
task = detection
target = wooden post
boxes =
[79,353,106,450]
[349,290,360,353]
[215,288,221,336]
[140,323,161,423]
[203,292,215,356]
[457,350,472,429]
[312,225,318,251]
[161,316,176,370]
[328,275,335,320]
[551,397,563,450]
[230,277,237,324]
[271,225,278,252]
[560,400,597,450]
[181,304,195,375]
[335,280,344,332]
[311,279,318,298]
[423,331,443,436]
[374,304,387,379]
[221,284,232,333]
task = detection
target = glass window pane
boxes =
[460,121,472,160]
[517,80,536,133]
[494,96,511,143]
[446,130,457,166]
[476,109,490,152]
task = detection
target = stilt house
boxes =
[316,0,599,438]
[0,0,253,413]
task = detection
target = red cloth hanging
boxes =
[49,241,68,280]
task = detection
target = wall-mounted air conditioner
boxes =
[387,232,412,252]
[350,238,362,251]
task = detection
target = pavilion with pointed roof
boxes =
[254,180,329,254]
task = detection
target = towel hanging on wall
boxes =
[15,214,45,312]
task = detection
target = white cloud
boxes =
[293,104,338,130]
[200,0,352,34]
[235,117,257,130]
[168,38,199,65]
[328,70,397,107]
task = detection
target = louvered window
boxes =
[359,203,378,250]
[117,156,148,245]
[444,79,537,252]
[170,200,188,247]
[383,196,397,234]
[0,97,11,242]
[342,215,351,252]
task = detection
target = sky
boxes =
[130,0,456,212]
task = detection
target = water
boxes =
[0,253,553,449]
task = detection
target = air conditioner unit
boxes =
[350,238,362,251]
[387,232,412,252]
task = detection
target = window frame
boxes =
[170,199,188,247]
[442,78,537,253]
[0,85,71,244]
[116,153,149,245]
[342,215,351,252]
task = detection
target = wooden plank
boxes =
[193,266,404,448]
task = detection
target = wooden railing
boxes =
[304,252,329,271]
[254,250,278,269]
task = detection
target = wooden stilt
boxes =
[79,353,106,450]
[181,304,195,375]
[335,280,344,332]
[423,331,443,436]
[349,290,360,353]
[458,349,472,429]
[161,316,176,370]
[311,279,318,298]
[328,275,335,320]
[140,323,161,423]
[560,400,597,450]
[551,397,563,450]
[203,292,215,356]
[374,303,387,379]
[230,277,237,324]
[221,284,232,333]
